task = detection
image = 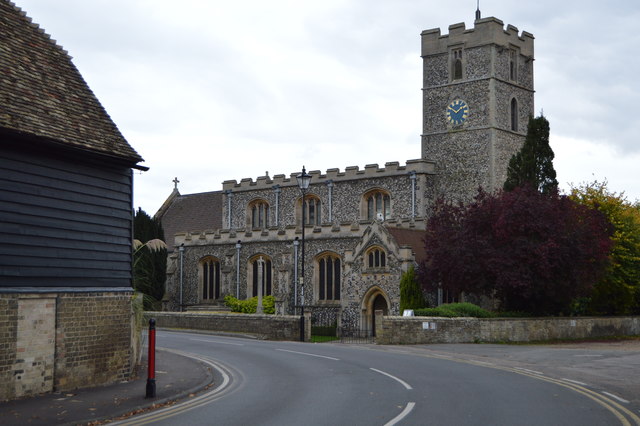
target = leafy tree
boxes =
[570,181,640,315]
[133,208,167,310]
[421,186,612,315]
[400,265,427,312]
[504,115,558,194]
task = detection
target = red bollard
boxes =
[146,318,156,398]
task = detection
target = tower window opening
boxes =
[452,48,463,81]
[509,49,518,81]
[511,98,519,132]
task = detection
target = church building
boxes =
[156,13,534,331]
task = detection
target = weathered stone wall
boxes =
[54,292,132,390]
[375,315,640,345]
[222,162,433,231]
[145,311,302,341]
[0,291,133,401]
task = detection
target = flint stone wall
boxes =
[146,311,302,341]
[375,314,640,344]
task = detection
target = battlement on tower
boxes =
[421,16,534,58]
[222,159,435,192]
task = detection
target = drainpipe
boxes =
[326,180,334,223]
[225,190,233,229]
[273,185,281,226]
[409,171,417,218]
[235,240,242,299]
[178,244,184,312]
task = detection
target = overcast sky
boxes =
[14,0,640,213]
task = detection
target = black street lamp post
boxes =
[296,166,311,342]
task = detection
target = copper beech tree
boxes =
[421,186,613,315]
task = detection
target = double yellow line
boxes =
[414,350,640,426]
[111,349,239,426]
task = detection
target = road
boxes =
[116,331,640,426]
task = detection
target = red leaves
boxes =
[422,186,612,315]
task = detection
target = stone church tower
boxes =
[421,15,534,203]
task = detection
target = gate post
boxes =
[303,311,312,342]
[374,310,384,341]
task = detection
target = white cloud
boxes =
[13,0,640,213]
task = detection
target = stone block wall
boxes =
[375,314,640,345]
[0,291,133,401]
[145,311,302,341]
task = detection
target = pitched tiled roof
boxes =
[386,227,427,264]
[0,1,143,164]
[158,191,223,250]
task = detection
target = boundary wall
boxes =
[145,312,305,341]
[375,313,640,344]
[146,312,639,344]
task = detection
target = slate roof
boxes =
[386,227,427,264]
[158,191,224,251]
[0,1,143,164]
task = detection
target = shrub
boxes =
[414,303,493,318]
[400,266,427,312]
[224,295,275,314]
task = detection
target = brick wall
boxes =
[375,314,640,344]
[0,291,133,401]
[55,292,132,390]
[0,296,18,400]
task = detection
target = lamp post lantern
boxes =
[296,166,311,342]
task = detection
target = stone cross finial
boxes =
[173,177,179,190]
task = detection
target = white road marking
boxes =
[370,368,413,390]
[513,367,544,375]
[189,338,244,346]
[574,354,603,357]
[384,402,416,426]
[561,378,588,386]
[601,391,629,404]
[275,349,340,360]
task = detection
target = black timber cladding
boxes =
[0,146,134,288]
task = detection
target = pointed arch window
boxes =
[510,98,518,132]
[366,247,387,270]
[317,253,341,301]
[364,190,391,221]
[452,48,463,81]
[201,257,221,300]
[250,256,272,297]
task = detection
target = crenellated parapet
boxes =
[421,17,534,58]
[222,159,434,192]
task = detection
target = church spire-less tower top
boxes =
[420,17,534,203]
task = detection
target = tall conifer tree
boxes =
[504,115,558,193]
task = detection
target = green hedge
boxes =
[414,303,494,318]
[224,295,275,314]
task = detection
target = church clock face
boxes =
[446,99,469,126]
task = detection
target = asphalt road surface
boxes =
[115,331,640,426]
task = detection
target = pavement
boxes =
[1,335,638,425]
[0,348,215,426]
